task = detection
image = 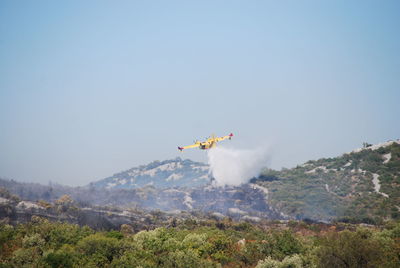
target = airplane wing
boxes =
[178,143,200,151]
[216,133,233,142]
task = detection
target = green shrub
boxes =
[314,228,398,268]
[76,233,122,266]
[256,254,304,268]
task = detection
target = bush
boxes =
[314,228,398,268]
[256,254,304,268]
[258,230,304,260]
[44,246,75,268]
[76,233,122,266]
[1,216,399,268]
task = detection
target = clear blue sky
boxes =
[1,1,399,186]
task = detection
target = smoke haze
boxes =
[207,146,270,186]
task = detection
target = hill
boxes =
[1,140,399,224]
[253,140,400,223]
[91,157,210,189]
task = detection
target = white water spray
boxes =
[207,146,270,186]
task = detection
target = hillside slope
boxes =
[91,158,210,189]
[1,140,399,223]
[254,140,400,222]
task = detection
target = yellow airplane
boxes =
[178,133,233,151]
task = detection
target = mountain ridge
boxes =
[90,157,210,189]
[1,139,399,223]
[254,139,400,222]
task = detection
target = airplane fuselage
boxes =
[199,141,216,150]
[178,133,233,151]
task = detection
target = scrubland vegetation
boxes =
[1,217,399,268]
[257,142,400,223]
[1,142,399,267]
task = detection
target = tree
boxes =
[55,194,76,212]
[76,233,122,266]
[315,228,398,268]
[256,254,304,268]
